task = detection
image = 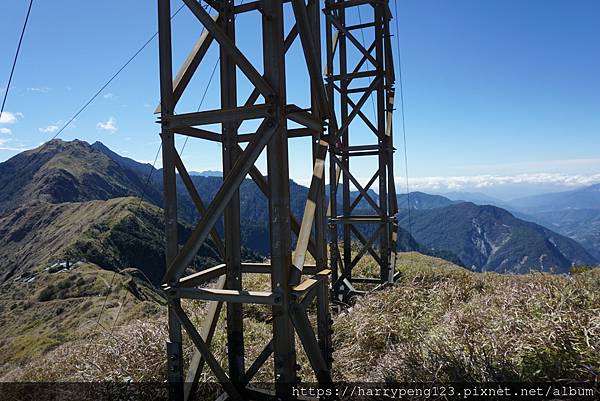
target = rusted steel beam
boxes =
[164,104,271,128]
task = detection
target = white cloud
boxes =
[0,128,11,134]
[96,117,117,133]
[0,112,23,124]
[103,92,114,99]
[396,173,600,192]
[27,87,50,93]
[39,125,59,134]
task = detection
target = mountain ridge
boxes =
[398,201,597,273]
[1,139,596,276]
[509,183,600,213]
[0,196,223,285]
[0,139,163,214]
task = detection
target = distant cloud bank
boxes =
[295,172,600,196]
[401,173,600,191]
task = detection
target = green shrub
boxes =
[57,278,72,290]
[37,286,56,302]
[570,265,594,274]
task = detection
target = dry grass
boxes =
[5,319,168,382]
[5,252,599,388]
[333,252,600,382]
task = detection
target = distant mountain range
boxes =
[0,140,163,213]
[397,191,461,210]
[189,170,222,177]
[0,139,597,282]
[504,185,600,260]
[398,202,596,273]
[439,191,513,209]
[446,185,600,261]
[0,140,255,284]
[509,184,600,213]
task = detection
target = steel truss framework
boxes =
[158,0,335,400]
[158,0,397,400]
[325,0,399,303]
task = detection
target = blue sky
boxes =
[1,0,599,199]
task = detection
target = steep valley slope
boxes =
[398,202,597,273]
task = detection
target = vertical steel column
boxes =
[375,3,390,282]
[220,0,245,386]
[325,4,340,291]
[325,0,398,303]
[339,5,352,285]
[158,0,184,399]
[310,0,326,276]
[309,0,333,371]
[262,0,297,396]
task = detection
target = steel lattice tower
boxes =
[158,0,334,399]
[158,0,397,399]
[325,0,399,303]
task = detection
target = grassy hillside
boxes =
[0,262,164,378]
[0,197,221,284]
[5,253,598,388]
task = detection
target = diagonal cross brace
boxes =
[332,154,383,215]
[173,151,225,258]
[325,11,379,68]
[243,339,273,385]
[336,75,381,138]
[332,81,379,136]
[183,275,226,401]
[289,139,328,285]
[183,0,274,98]
[349,169,380,212]
[290,303,333,388]
[163,118,279,283]
[350,225,385,266]
[349,224,384,270]
[156,13,221,113]
[169,300,243,401]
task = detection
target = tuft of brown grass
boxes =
[6,319,169,382]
